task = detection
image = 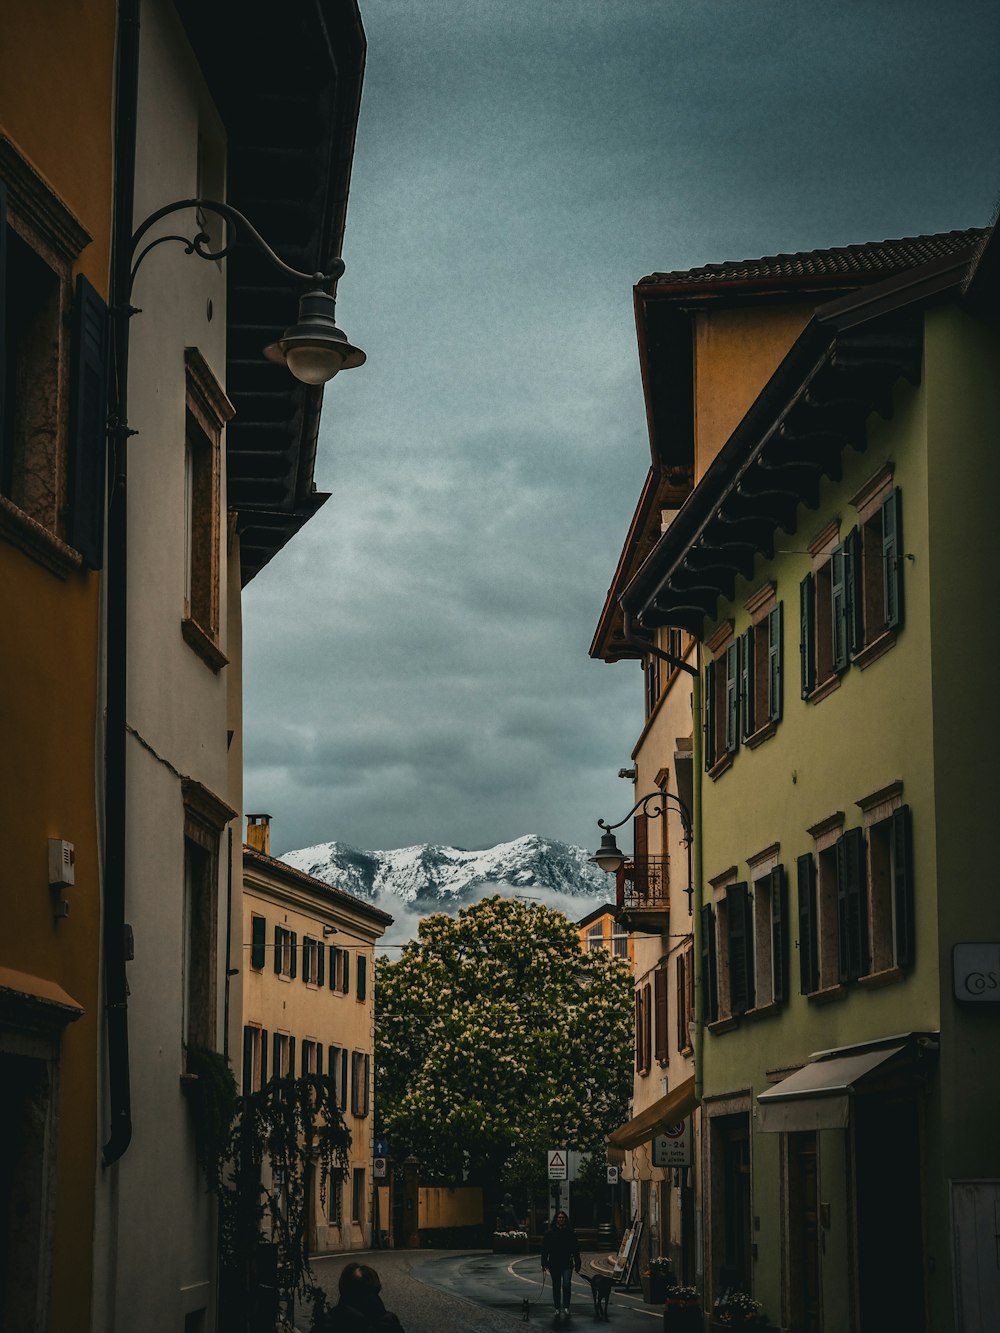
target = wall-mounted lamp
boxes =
[591,789,694,913]
[322,925,338,937]
[128,198,365,387]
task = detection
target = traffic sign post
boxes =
[547,1149,568,1180]
[652,1119,692,1168]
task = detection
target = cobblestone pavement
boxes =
[303,1249,664,1332]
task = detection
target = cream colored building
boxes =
[242,815,392,1254]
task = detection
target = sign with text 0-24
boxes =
[653,1119,692,1168]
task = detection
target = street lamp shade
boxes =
[590,831,626,875]
[263,287,366,385]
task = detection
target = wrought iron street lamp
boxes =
[591,790,694,913]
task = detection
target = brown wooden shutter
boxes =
[634,814,648,899]
[675,952,686,1052]
[654,967,668,1062]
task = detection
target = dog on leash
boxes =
[579,1272,613,1320]
[521,1296,531,1321]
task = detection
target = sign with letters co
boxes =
[953,943,1000,1004]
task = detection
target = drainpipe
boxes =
[691,645,704,1106]
[102,0,140,1168]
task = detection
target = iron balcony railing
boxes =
[615,856,670,915]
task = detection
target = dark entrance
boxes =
[714,1114,752,1295]
[786,1131,820,1332]
[853,1095,925,1331]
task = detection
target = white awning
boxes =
[757,1044,906,1134]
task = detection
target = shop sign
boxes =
[653,1119,691,1167]
[953,943,1000,1004]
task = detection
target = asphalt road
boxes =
[306,1249,665,1332]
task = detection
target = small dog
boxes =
[580,1272,613,1320]
[521,1296,531,1321]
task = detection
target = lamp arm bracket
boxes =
[598,789,692,838]
[128,198,345,295]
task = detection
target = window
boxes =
[704,622,738,773]
[351,1167,365,1224]
[302,936,325,986]
[180,778,233,1060]
[301,1038,322,1076]
[645,654,661,718]
[328,1175,343,1226]
[328,1046,348,1110]
[750,865,788,1008]
[587,923,605,952]
[675,944,694,1052]
[739,586,783,744]
[612,929,629,959]
[272,1032,294,1079]
[351,1051,371,1117]
[273,925,297,979]
[635,983,652,1074]
[241,1025,268,1093]
[858,788,914,974]
[181,348,233,672]
[250,915,266,970]
[0,137,105,574]
[357,953,367,1002]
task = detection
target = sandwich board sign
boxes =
[653,1119,692,1168]
[547,1149,568,1180]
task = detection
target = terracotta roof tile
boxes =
[639,228,985,288]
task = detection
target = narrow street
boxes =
[307,1249,665,1332]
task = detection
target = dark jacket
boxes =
[541,1222,581,1272]
[323,1292,405,1333]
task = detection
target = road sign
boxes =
[607,1165,619,1185]
[374,1137,389,1158]
[373,1156,387,1179]
[547,1149,568,1180]
[653,1119,692,1167]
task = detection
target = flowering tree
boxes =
[375,896,632,1192]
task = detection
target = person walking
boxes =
[540,1209,581,1321]
[322,1262,405,1332]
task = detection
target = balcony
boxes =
[615,856,669,930]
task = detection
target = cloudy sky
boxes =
[244,0,1000,860]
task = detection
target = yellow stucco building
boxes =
[0,7,115,1329]
[242,816,392,1254]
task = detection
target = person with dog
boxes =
[320,1261,405,1331]
[540,1209,581,1321]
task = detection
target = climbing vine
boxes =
[184,1048,351,1330]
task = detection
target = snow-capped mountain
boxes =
[280,833,608,912]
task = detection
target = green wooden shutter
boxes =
[800,574,815,697]
[288,1036,296,1077]
[342,949,350,994]
[260,1029,268,1087]
[797,854,818,994]
[289,932,298,979]
[301,1040,309,1076]
[883,488,904,630]
[654,967,668,1062]
[273,1032,281,1077]
[0,184,8,493]
[67,274,109,568]
[700,903,718,1024]
[844,527,863,654]
[242,1026,254,1092]
[329,944,338,989]
[704,659,716,768]
[316,1043,324,1075]
[740,626,755,738]
[328,1047,338,1104]
[770,865,789,1003]
[251,916,266,969]
[831,543,848,673]
[727,882,753,1014]
[725,641,739,753]
[358,954,367,1002]
[892,804,915,966]
[317,939,325,986]
[836,828,868,981]
[273,926,283,975]
[341,1049,349,1108]
[768,603,783,722]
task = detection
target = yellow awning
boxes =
[608,1075,697,1150]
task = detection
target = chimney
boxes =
[246,813,272,857]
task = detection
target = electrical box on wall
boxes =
[48,839,76,889]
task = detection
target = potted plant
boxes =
[492,1228,529,1254]
[641,1256,674,1304]
[711,1290,769,1327]
[663,1284,701,1331]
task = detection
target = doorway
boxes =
[786,1131,821,1331]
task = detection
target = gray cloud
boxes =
[244,0,999,860]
